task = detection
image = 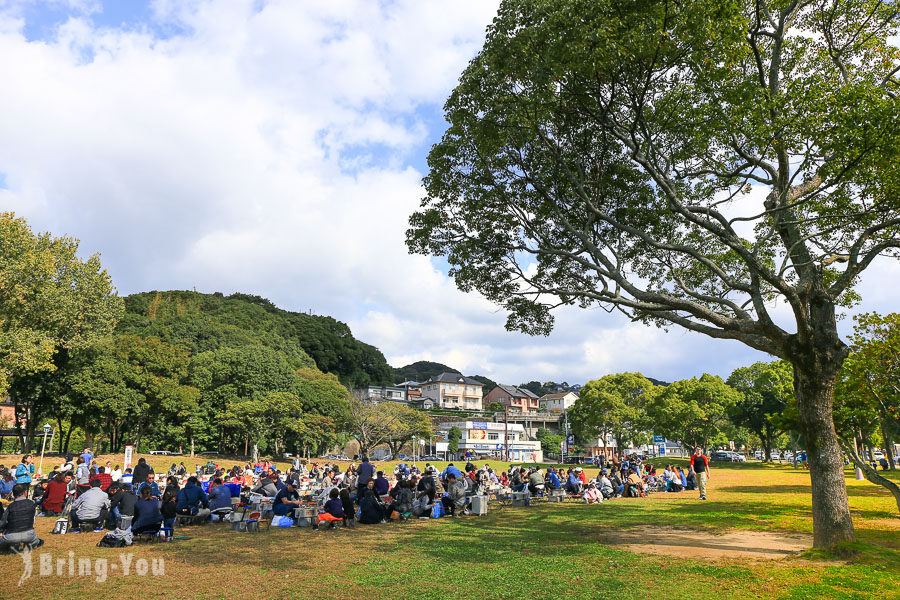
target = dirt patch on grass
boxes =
[599,525,812,560]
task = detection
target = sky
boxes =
[1,0,898,387]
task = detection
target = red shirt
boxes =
[42,480,69,513]
[94,472,113,491]
[690,454,709,473]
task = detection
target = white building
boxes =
[437,421,543,463]
[539,391,579,411]
[355,385,408,403]
[419,373,484,411]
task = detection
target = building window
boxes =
[488,433,499,440]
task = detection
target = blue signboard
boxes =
[653,435,665,443]
[472,422,488,430]
[658,445,666,456]
[567,434,575,444]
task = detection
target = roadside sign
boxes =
[658,445,666,456]
[653,435,664,443]
[560,440,566,455]
[730,440,735,450]
[124,445,133,470]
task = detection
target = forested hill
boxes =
[119,291,393,388]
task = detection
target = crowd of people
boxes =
[0,447,713,551]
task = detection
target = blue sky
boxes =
[1,0,896,387]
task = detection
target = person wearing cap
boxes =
[272,481,301,517]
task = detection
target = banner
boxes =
[124,445,133,469]
[470,430,487,440]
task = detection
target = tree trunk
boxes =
[793,365,856,548]
[251,442,259,464]
[190,437,195,458]
[881,422,895,470]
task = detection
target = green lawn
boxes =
[2,456,898,599]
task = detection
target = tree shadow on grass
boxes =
[721,484,896,498]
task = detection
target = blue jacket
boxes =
[132,497,163,531]
[547,472,561,489]
[137,481,161,498]
[15,463,34,484]
[357,461,375,485]
[441,465,462,480]
[208,485,232,511]
[176,481,209,511]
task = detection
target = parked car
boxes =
[729,451,746,462]
[711,451,732,462]
[421,455,438,461]
[753,450,764,460]
[872,451,885,461]
[148,450,171,455]
[770,451,781,461]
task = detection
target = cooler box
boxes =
[470,495,488,516]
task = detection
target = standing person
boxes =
[356,457,375,499]
[80,448,93,466]
[132,458,153,490]
[15,455,35,485]
[690,446,710,500]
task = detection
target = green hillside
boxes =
[119,291,393,388]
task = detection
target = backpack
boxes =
[98,533,129,548]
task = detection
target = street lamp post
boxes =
[38,423,52,478]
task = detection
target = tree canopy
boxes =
[0,212,123,397]
[408,0,900,548]
[121,291,393,388]
[569,373,655,452]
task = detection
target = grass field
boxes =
[1,453,898,599]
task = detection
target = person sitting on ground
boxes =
[666,466,684,492]
[168,463,178,477]
[625,469,645,498]
[107,482,137,528]
[110,464,122,482]
[41,473,69,516]
[576,467,587,487]
[597,470,614,500]
[416,470,436,503]
[412,488,435,518]
[528,467,545,496]
[0,471,14,499]
[685,466,697,491]
[677,467,688,490]
[177,462,187,477]
[610,470,625,497]
[442,473,468,517]
[208,478,233,519]
[251,472,278,498]
[339,488,355,528]
[71,479,110,531]
[176,476,210,519]
[271,480,301,517]
[94,466,113,492]
[386,479,414,520]
[509,467,525,492]
[132,486,164,534]
[374,471,390,496]
[316,488,345,530]
[546,468,561,490]
[565,470,582,495]
[0,484,43,552]
[583,483,602,504]
[138,473,161,499]
[358,490,384,524]
[120,467,133,487]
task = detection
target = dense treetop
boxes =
[119,291,393,388]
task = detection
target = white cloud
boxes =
[0,1,896,389]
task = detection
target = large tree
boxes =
[408,0,900,548]
[1,212,123,448]
[646,374,743,450]
[569,373,655,453]
[727,361,793,462]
